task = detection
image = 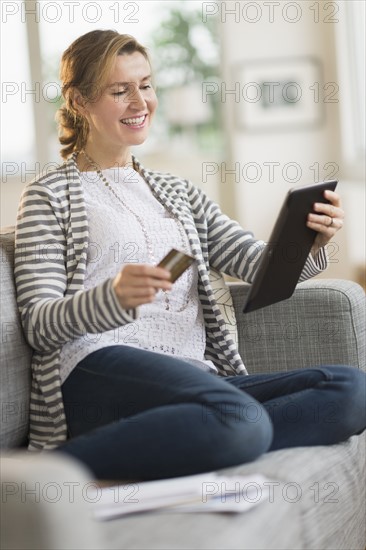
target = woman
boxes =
[14,30,365,480]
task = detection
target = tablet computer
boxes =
[243,180,338,313]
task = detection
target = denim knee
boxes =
[209,401,274,468]
[325,365,366,438]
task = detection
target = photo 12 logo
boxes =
[202,2,339,24]
[201,479,339,504]
[1,1,140,24]
[201,161,339,184]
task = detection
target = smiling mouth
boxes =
[121,114,147,127]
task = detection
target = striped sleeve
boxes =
[187,182,328,284]
[186,182,266,283]
[299,246,328,281]
[14,179,136,353]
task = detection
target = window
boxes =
[1,9,36,167]
[336,0,365,176]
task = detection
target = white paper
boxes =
[88,472,271,520]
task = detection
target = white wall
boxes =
[217,1,364,283]
[0,179,24,228]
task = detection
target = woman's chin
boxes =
[127,133,149,147]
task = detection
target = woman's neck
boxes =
[77,145,133,172]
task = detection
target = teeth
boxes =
[122,115,145,125]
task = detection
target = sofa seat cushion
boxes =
[99,433,365,550]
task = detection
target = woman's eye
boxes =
[112,85,152,97]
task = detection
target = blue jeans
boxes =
[58,346,366,480]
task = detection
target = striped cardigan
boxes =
[14,153,327,451]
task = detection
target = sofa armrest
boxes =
[0,452,106,550]
[229,279,365,375]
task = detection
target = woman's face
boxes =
[81,51,158,154]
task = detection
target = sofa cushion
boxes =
[0,228,32,448]
[99,433,366,550]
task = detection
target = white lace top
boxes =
[59,167,217,383]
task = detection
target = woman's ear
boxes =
[72,89,88,116]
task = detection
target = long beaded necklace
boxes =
[79,150,193,312]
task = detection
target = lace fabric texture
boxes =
[59,167,217,383]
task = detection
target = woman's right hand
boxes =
[112,264,173,310]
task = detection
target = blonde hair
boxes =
[56,30,151,159]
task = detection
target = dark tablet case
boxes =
[243,180,338,313]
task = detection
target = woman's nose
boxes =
[129,87,147,110]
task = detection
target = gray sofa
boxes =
[1,226,365,550]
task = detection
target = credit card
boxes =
[157,249,195,283]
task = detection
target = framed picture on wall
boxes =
[234,56,325,132]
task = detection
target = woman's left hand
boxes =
[307,190,344,257]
